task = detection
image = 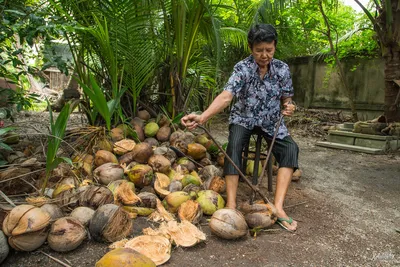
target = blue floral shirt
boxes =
[224,55,294,139]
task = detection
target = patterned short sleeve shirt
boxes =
[224,55,294,139]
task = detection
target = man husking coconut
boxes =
[181,24,299,231]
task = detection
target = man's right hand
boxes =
[181,113,203,130]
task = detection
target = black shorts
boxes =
[223,124,299,175]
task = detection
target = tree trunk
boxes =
[383,44,400,122]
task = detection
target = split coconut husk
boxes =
[162,191,191,213]
[0,230,9,264]
[203,176,226,194]
[148,154,171,174]
[113,139,136,155]
[209,208,248,240]
[153,172,171,198]
[89,204,133,243]
[196,190,225,215]
[148,199,175,222]
[47,217,86,252]
[108,180,140,206]
[240,201,278,229]
[93,163,124,185]
[94,150,118,167]
[177,200,202,224]
[96,248,156,267]
[79,185,114,210]
[3,204,51,251]
[124,235,171,266]
[127,164,154,188]
[70,207,95,226]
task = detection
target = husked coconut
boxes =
[209,209,248,239]
[137,110,151,121]
[70,207,95,226]
[124,235,171,265]
[131,142,153,164]
[148,154,171,174]
[94,150,118,166]
[156,126,171,142]
[93,163,124,185]
[40,204,64,221]
[48,217,86,252]
[96,248,156,267]
[144,137,159,147]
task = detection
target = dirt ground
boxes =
[1,112,400,267]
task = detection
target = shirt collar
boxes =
[248,55,275,76]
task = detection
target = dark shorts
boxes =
[223,124,299,175]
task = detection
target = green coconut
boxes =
[144,122,159,138]
[96,248,156,267]
[162,191,191,213]
[196,190,225,215]
[127,164,154,188]
[246,160,262,176]
[187,143,207,160]
[181,174,202,187]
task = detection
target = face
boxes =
[250,41,275,68]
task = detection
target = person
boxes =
[181,24,299,231]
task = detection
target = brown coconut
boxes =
[137,192,158,209]
[144,137,159,147]
[177,200,203,224]
[130,117,145,128]
[111,127,124,142]
[175,158,196,172]
[79,185,114,210]
[94,150,118,167]
[89,204,133,243]
[137,110,151,121]
[199,165,223,181]
[97,138,114,152]
[3,205,51,251]
[124,235,171,265]
[119,151,136,165]
[240,202,278,229]
[217,152,225,167]
[70,207,95,226]
[131,142,153,164]
[209,208,248,239]
[156,126,171,142]
[133,124,145,142]
[148,154,171,174]
[162,191,191,213]
[96,248,156,267]
[157,114,170,128]
[40,204,64,221]
[127,164,154,188]
[168,180,183,192]
[154,146,177,164]
[113,139,136,155]
[47,217,86,252]
[93,163,124,185]
[187,143,207,160]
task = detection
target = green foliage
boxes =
[0,127,15,152]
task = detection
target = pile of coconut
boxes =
[0,110,278,266]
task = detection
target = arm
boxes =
[181,90,233,130]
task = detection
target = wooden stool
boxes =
[242,127,273,192]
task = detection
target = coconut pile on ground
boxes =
[0,110,277,266]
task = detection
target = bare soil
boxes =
[2,112,400,267]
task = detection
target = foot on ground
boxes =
[276,210,297,231]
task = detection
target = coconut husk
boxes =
[79,185,114,210]
[94,150,118,166]
[148,155,171,174]
[177,200,202,224]
[209,208,248,240]
[199,165,223,181]
[196,190,225,215]
[204,176,226,194]
[0,230,9,264]
[93,163,124,185]
[0,167,37,195]
[239,201,277,229]
[187,143,206,160]
[25,196,50,207]
[47,217,86,252]
[109,238,128,249]
[162,191,190,213]
[127,164,154,188]
[113,139,136,155]
[124,235,171,266]
[123,206,154,217]
[159,220,206,247]
[153,173,171,198]
[96,247,156,267]
[8,228,48,251]
[148,199,175,222]
[131,143,153,164]
[168,180,183,192]
[109,180,141,206]
[153,147,177,164]
[40,204,64,221]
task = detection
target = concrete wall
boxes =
[287,56,385,119]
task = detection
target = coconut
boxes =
[203,176,226,194]
[176,158,196,172]
[96,248,156,267]
[137,192,158,209]
[0,231,9,264]
[177,200,202,224]
[117,124,137,139]
[94,163,124,185]
[118,151,136,165]
[79,185,114,210]
[181,174,202,187]
[97,138,114,152]
[240,202,278,229]
[123,206,155,216]
[199,157,212,166]
[108,180,141,206]
[3,205,51,251]
[144,122,159,138]
[156,126,171,142]
[40,204,64,221]
[187,143,207,160]
[148,154,171,174]
[292,169,302,181]
[132,124,145,142]
[157,114,170,128]
[162,191,191,213]
[124,235,171,265]
[131,142,153,164]
[89,204,133,243]
[111,127,124,142]
[94,150,118,167]
[127,164,154,188]
[168,180,183,192]
[47,217,86,252]
[196,190,225,215]
[147,175,167,195]
[209,209,248,239]
[199,165,223,181]
[153,146,177,164]
[70,207,95,226]
[246,160,262,176]
[217,152,224,167]
[137,110,151,121]
[113,139,136,155]
[182,184,202,198]
[144,137,159,147]
[131,117,145,128]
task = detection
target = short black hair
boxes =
[247,24,278,48]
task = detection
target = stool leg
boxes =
[253,134,262,185]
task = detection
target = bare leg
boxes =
[225,174,239,209]
[275,167,298,231]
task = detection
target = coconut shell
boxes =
[209,209,248,239]
[196,190,225,215]
[156,126,171,142]
[153,173,171,198]
[148,155,171,174]
[8,228,48,251]
[137,110,151,121]
[79,185,114,210]
[94,150,118,166]
[70,207,95,226]
[48,217,86,252]
[124,235,171,265]
[113,139,136,155]
[131,142,153,164]
[177,200,202,224]
[187,143,207,160]
[0,231,9,264]
[89,204,133,243]
[96,248,156,267]
[93,163,124,185]
[127,164,154,188]
[40,204,64,221]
